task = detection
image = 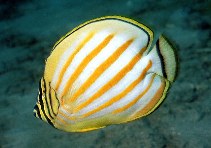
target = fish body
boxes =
[33,16,177,132]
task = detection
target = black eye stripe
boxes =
[38,79,43,102]
[39,93,54,126]
[48,82,56,116]
[36,78,54,126]
[43,78,55,119]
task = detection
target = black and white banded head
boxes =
[33,77,59,127]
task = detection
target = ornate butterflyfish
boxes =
[33,16,178,132]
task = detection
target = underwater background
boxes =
[0,0,210,147]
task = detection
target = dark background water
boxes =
[0,0,211,147]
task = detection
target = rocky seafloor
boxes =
[0,0,211,147]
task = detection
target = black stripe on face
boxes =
[42,78,55,119]
[48,82,56,116]
[38,79,54,127]
[38,79,43,103]
[39,94,54,126]
[156,41,167,79]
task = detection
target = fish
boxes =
[33,16,178,132]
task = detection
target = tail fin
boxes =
[147,35,178,82]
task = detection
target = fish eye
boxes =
[42,94,45,99]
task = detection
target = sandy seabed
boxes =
[0,0,211,148]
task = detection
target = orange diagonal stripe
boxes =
[55,32,95,90]
[61,34,114,98]
[132,77,165,119]
[74,41,150,113]
[112,64,154,114]
[81,57,151,118]
[69,39,134,105]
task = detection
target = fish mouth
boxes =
[33,104,39,118]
